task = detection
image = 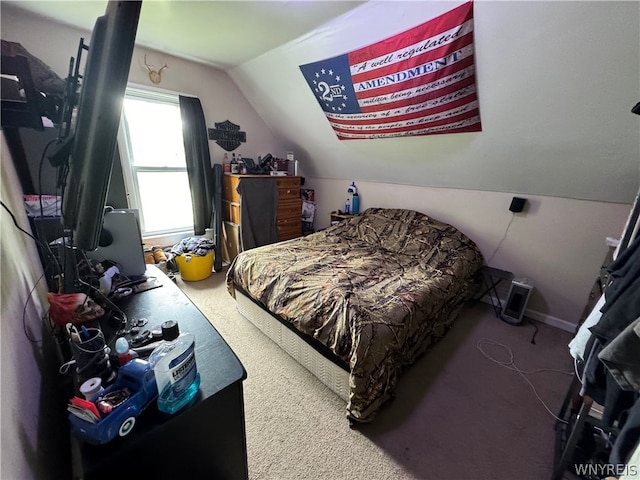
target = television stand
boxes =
[70,265,248,479]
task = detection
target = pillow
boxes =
[337,208,476,262]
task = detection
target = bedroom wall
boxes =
[1,132,71,479]
[306,177,632,328]
[230,0,640,204]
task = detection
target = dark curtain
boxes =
[179,95,212,236]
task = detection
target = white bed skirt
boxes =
[235,289,350,402]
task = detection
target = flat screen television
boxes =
[61,1,141,251]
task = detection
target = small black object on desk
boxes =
[71,265,248,480]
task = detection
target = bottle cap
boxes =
[161,320,179,341]
[115,337,129,354]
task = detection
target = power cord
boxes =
[1,200,63,342]
[1,200,63,279]
[486,213,515,265]
[477,337,574,424]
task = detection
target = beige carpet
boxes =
[177,269,575,480]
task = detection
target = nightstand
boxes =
[329,211,354,224]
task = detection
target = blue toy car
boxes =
[69,359,158,444]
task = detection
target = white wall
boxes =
[1,133,69,479]
[231,1,639,202]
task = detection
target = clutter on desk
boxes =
[68,359,159,445]
[148,320,200,415]
[115,337,133,366]
[67,324,114,386]
[79,377,104,401]
[48,293,105,327]
[68,396,101,424]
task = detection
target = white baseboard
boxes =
[477,296,576,333]
[524,309,577,333]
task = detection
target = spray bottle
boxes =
[347,182,360,215]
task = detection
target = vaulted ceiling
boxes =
[3,0,365,69]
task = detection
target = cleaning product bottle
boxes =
[351,192,360,215]
[148,320,200,414]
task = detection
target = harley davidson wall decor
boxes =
[208,120,246,151]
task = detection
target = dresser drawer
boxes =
[222,200,240,224]
[275,177,301,201]
[223,174,240,203]
[224,174,301,203]
[277,214,301,228]
[277,220,302,241]
[277,199,302,220]
[277,198,301,241]
[274,177,301,189]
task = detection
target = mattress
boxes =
[235,289,350,402]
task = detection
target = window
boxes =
[118,86,192,239]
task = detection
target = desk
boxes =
[71,266,248,480]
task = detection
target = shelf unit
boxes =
[552,376,619,480]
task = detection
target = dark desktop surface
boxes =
[71,265,248,480]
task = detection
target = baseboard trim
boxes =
[477,296,576,333]
[525,309,577,333]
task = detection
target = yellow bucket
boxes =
[175,251,214,281]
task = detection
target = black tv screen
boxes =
[62,1,141,251]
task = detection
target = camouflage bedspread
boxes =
[226,208,484,422]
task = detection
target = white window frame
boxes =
[117,84,192,246]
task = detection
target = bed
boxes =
[226,207,484,422]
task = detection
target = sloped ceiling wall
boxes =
[230,1,640,204]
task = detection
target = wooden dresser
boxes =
[222,174,302,262]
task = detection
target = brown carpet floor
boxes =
[177,269,575,480]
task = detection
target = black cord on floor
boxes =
[526,317,539,344]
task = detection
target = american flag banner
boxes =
[299,2,481,140]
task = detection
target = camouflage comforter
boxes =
[226,208,484,422]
